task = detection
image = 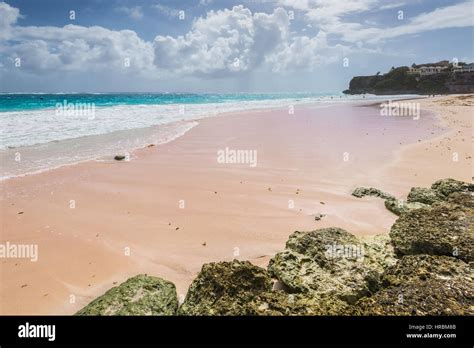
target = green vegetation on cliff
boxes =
[344,62,474,95]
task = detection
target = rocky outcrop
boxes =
[449,191,474,208]
[389,195,474,262]
[354,255,474,315]
[352,187,394,200]
[178,260,349,315]
[350,185,428,216]
[178,260,270,315]
[75,178,474,317]
[407,187,443,205]
[343,63,474,95]
[267,228,397,304]
[353,178,473,216]
[407,178,473,205]
[384,198,428,216]
[431,178,474,198]
[76,275,178,315]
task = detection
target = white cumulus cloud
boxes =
[5,0,467,79]
[152,5,293,75]
[268,31,347,72]
[0,1,154,74]
[116,6,144,20]
[0,1,21,39]
[277,0,474,44]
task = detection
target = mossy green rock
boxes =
[384,198,428,216]
[389,194,474,262]
[407,178,473,205]
[407,187,443,205]
[354,255,474,315]
[178,260,349,315]
[448,191,474,208]
[76,275,178,315]
[431,178,474,198]
[377,179,473,216]
[352,187,394,200]
[267,228,396,304]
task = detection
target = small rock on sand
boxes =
[314,213,325,221]
[114,155,126,161]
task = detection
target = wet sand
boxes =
[0,95,471,314]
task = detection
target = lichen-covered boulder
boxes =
[406,179,473,205]
[360,234,399,270]
[407,187,443,205]
[384,198,428,216]
[389,195,474,262]
[267,228,397,304]
[354,255,474,315]
[352,187,394,200]
[179,260,270,315]
[431,178,474,198]
[249,292,351,316]
[448,191,474,208]
[75,275,178,315]
[178,260,349,315]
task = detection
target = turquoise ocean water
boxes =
[1,93,330,112]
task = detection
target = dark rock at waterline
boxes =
[267,228,396,304]
[75,275,178,315]
[178,260,349,315]
[351,187,394,200]
[114,155,127,161]
[389,193,473,262]
[354,255,474,315]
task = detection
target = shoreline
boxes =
[0,95,424,182]
[0,95,471,315]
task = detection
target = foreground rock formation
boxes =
[178,260,349,315]
[77,178,473,316]
[76,275,178,315]
[384,199,428,216]
[390,192,473,262]
[354,255,473,315]
[268,228,396,304]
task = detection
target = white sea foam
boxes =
[0,121,198,180]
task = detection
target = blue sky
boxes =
[1,0,473,93]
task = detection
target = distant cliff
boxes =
[343,65,474,95]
